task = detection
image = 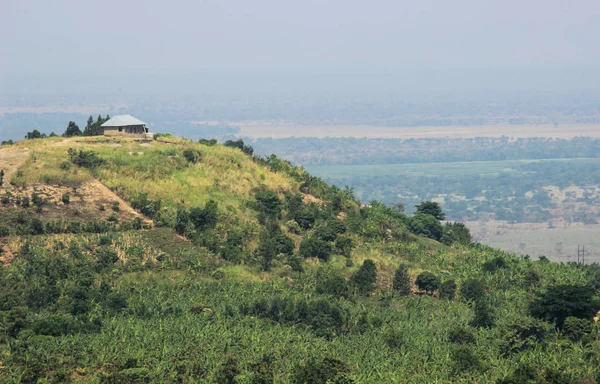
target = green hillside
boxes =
[0,136,600,383]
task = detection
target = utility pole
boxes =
[578,245,585,264]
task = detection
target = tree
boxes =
[470,300,495,328]
[460,279,486,303]
[439,280,457,300]
[255,190,282,218]
[300,237,333,261]
[442,222,472,245]
[415,201,446,220]
[530,284,600,329]
[25,129,43,139]
[63,121,82,137]
[408,214,443,241]
[415,272,440,294]
[392,265,411,296]
[562,316,593,342]
[350,259,377,294]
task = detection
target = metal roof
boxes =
[101,115,147,127]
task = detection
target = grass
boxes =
[307,158,600,179]
[13,137,297,221]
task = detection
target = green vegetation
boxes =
[1,136,600,382]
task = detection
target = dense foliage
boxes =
[1,136,600,382]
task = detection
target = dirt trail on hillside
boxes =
[79,180,153,225]
[0,148,30,189]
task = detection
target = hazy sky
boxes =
[2,0,600,93]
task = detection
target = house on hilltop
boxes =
[101,115,153,139]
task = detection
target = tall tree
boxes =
[415,201,446,221]
[63,121,82,137]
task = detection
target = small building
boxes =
[101,115,153,139]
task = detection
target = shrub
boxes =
[61,193,70,205]
[530,284,600,329]
[350,259,377,295]
[334,236,354,257]
[300,237,333,261]
[439,280,457,300]
[285,220,302,234]
[107,213,119,222]
[384,330,405,350]
[451,346,481,373]
[255,190,282,218]
[499,316,550,354]
[460,279,486,304]
[182,148,202,163]
[0,169,3,187]
[316,273,350,298]
[448,327,475,344]
[523,269,541,288]
[33,314,76,336]
[294,208,316,229]
[21,196,30,208]
[1,193,10,205]
[392,265,412,296]
[250,354,274,384]
[562,316,593,342]
[67,148,105,168]
[315,226,337,242]
[224,138,254,156]
[482,257,508,273]
[291,358,354,384]
[415,272,440,294]
[111,201,120,211]
[470,300,495,328]
[198,138,217,146]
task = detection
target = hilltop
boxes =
[0,136,600,383]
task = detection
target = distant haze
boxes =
[2,0,600,96]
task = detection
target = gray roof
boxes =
[101,115,147,127]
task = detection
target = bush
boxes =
[448,327,475,344]
[21,196,30,208]
[470,300,495,328]
[451,346,481,373]
[315,226,337,242]
[182,148,202,164]
[300,237,333,261]
[1,193,10,205]
[224,139,254,156]
[530,284,600,329]
[499,316,550,354]
[482,257,508,273]
[392,265,412,296]
[61,193,70,205]
[285,220,302,234]
[112,201,120,211]
[334,236,354,257]
[67,148,105,168]
[316,273,350,298]
[198,138,217,146]
[350,259,377,295]
[255,190,282,218]
[291,358,354,384]
[294,208,316,229]
[415,272,440,294]
[460,279,486,304]
[439,280,457,300]
[562,316,593,342]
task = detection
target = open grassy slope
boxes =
[1,136,600,383]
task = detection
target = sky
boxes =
[2,0,600,93]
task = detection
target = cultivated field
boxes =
[306,158,600,179]
[234,121,600,139]
[467,220,600,262]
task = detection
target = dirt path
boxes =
[0,147,30,190]
[79,180,153,225]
